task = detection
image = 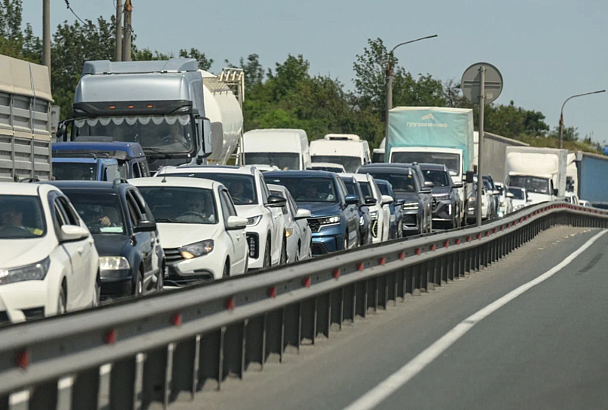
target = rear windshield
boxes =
[365,172,417,193]
[167,173,258,205]
[312,156,361,173]
[245,153,299,170]
[265,176,338,203]
[53,162,98,181]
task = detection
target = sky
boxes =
[23,0,608,143]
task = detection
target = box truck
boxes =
[505,147,567,204]
[0,55,53,182]
[309,134,371,172]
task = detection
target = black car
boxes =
[357,164,433,235]
[419,163,463,229]
[340,174,374,246]
[47,180,164,298]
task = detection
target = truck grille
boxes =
[164,248,183,263]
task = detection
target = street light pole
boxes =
[385,35,437,160]
[558,90,605,149]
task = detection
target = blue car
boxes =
[375,179,404,239]
[340,174,374,246]
[52,157,121,181]
[264,170,360,255]
[52,141,150,179]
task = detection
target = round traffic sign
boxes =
[461,62,503,105]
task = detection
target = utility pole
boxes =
[115,0,123,61]
[122,0,133,61]
[42,0,51,80]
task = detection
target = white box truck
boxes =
[309,134,371,172]
[505,146,567,204]
[242,129,310,170]
[0,55,53,182]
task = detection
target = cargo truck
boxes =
[573,151,608,204]
[0,55,53,182]
[57,59,243,172]
[505,147,567,204]
[386,107,475,225]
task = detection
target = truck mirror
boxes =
[465,171,474,183]
[56,121,67,141]
[553,189,558,196]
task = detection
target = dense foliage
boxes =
[1,0,601,153]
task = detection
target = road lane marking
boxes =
[342,229,608,410]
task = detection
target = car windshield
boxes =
[74,115,194,155]
[137,187,217,224]
[391,152,460,175]
[508,188,525,200]
[422,170,450,187]
[312,156,362,173]
[245,153,299,170]
[0,195,46,239]
[65,192,126,234]
[508,175,550,195]
[167,173,258,205]
[366,172,417,193]
[265,176,338,203]
[53,162,97,181]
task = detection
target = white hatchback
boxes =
[0,183,99,323]
[130,177,249,281]
[157,166,287,270]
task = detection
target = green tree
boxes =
[178,48,212,70]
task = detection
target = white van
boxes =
[310,134,371,173]
[242,129,310,170]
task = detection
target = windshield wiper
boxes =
[155,218,182,223]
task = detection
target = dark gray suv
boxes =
[419,163,463,229]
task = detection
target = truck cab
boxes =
[52,141,150,179]
[52,157,121,181]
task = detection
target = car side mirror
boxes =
[465,171,475,183]
[59,225,90,242]
[362,196,377,206]
[452,183,463,189]
[134,220,157,233]
[56,121,67,141]
[226,216,248,230]
[266,194,287,208]
[381,195,394,205]
[345,194,360,205]
[396,199,405,206]
[424,181,435,188]
[506,192,515,198]
[553,189,558,196]
[492,190,500,195]
[295,208,312,219]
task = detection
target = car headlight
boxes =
[0,257,50,285]
[318,215,341,226]
[180,240,214,259]
[247,215,263,226]
[468,196,476,202]
[402,202,419,211]
[434,194,450,201]
[369,210,379,220]
[100,256,130,270]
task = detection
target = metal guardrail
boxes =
[0,202,607,410]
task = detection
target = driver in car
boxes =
[179,195,213,223]
[229,181,253,204]
[0,203,43,236]
[85,205,115,228]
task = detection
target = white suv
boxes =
[158,166,287,269]
[131,177,249,281]
[0,183,99,323]
[344,173,393,243]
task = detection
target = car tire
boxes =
[156,263,164,292]
[263,240,271,268]
[57,283,67,316]
[135,271,144,297]
[223,259,230,278]
[280,238,287,264]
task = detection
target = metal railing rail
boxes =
[0,202,606,410]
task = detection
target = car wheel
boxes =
[263,240,271,268]
[280,239,287,264]
[135,271,144,297]
[156,263,164,292]
[223,259,230,278]
[58,283,67,315]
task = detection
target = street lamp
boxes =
[385,35,437,161]
[558,90,605,149]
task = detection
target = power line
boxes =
[64,0,87,25]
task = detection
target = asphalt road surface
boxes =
[171,227,607,410]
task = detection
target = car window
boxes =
[58,196,80,226]
[219,191,232,225]
[336,178,349,200]
[130,189,151,220]
[54,198,71,227]
[359,182,373,199]
[132,162,142,178]
[259,175,270,203]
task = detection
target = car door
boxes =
[52,194,95,310]
[337,177,358,246]
[220,188,247,274]
[125,190,156,291]
[260,175,283,263]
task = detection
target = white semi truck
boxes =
[505,147,568,204]
[58,59,243,172]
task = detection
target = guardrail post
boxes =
[266,309,284,362]
[7,390,29,410]
[30,380,57,410]
[283,303,300,354]
[412,264,421,295]
[343,284,355,324]
[69,364,102,409]
[420,262,429,292]
[198,330,221,392]
[56,376,74,410]
[300,298,317,345]
[316,293,331,339]
[134,352,145,408]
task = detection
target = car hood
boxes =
[297,202,342,217]
[432,186,451,196]
[92,234,131,257]
[157,223,219,248]
[235,204,264,218]
[0,238,51,269]
[392,192,420,203]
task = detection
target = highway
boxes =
[175,226,608,410]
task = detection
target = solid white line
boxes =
[342,229,608,410]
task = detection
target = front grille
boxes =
[371,219,379,238]
[164,248,183,263]
[23,307,45,320]
[311,243,328,255]
[403,214,417,227]
[247,233,259,259]
[308,218,321,233]
[432,197,439,211]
